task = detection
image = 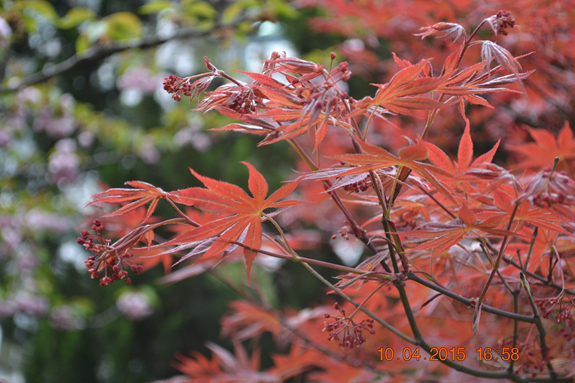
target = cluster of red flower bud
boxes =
[163,74,192,102]
[323,302,375,349]
[519,169,575,208]
[331,225,352,241]
[531,193,566,208]
[163,59,215,103]
[488,10,516,36]
[163,74,215,102]
[535,297,573,325]
[77,220,143,286]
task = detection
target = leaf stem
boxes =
[477,202,519,307]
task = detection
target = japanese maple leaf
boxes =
[87,181,166,222]
[435,59,533,110]
[352,58,449,116]
[399,203,514,255]
[166,162,302,281]
[506,122,575,172]
[329,138,456,203]
[478,187,571,235]
[425,121,500,179]
[222,301,282,340]
[174,342,267,383]
[174,341,313,383]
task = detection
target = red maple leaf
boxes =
[87,181,167,222]
[329,138,455,203]
[352,58,450,117]
[506,122,575,173]
[399,202,514,255]
[166,162,302,281]
[424,121,501,188]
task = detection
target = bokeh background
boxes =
[0,0,573,382]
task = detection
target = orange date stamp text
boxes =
[377,347,520,362]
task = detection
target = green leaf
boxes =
[75,34,90,54]
[103,12,144,41]
[20,0,58,23]
[57,7,96,29]
[222,1,260,25]
[20,13,38,33]
[266,0,298,19]
[184,2,218,20]
[139,0,174,14]
[222,3,244,25]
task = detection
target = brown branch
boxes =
[0,17,250,94]
[503,256,575,296]
[509,284,521,373]
[408,271,535,323]
[520,272,557,379]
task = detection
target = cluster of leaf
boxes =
[85,10,575,383]
[297,0,575,157]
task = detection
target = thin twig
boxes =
[408,271,534,323]
[0,17,250,93]
[520,272,556,379]
[503,256,575,296]
[509,283,521,373]
[477,202,519,306]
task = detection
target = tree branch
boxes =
[520,272,557,379]
[408,271,535,323]
[0,17,250,94]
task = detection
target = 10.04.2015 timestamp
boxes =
[378,347,520,362]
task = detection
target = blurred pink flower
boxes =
[117,67,165,95]
[50,306,85,330]
[48,139,80,183]
[116,291,153,320]
[12,293,49,316]
[25,208,70,233]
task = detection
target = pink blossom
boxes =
[116,291,153,320]
[48,139,80,183]
[12,294,49,316]
[117,67,165,94]
[50,306,85,330]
